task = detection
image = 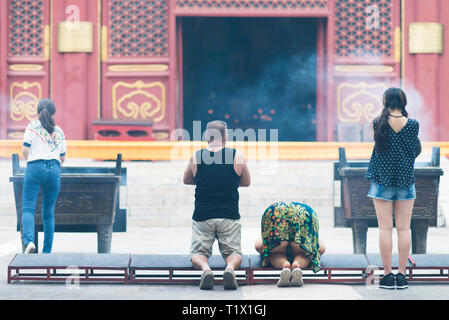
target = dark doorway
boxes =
[182,18,317,141]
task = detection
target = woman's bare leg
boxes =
[289,243,308,287]
[268,241,290,269]
[394,199,414,275]
[254,235,263,254]
[373,198,394,275]
[268,241,291,287]
[290,242,311,269]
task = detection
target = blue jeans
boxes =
[22,160,61,253]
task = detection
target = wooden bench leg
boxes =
[97,224,113,253]
[411,221,429,254]
[352,221,368,254]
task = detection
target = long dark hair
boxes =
[37,99,56,134]
[374,88,408,153]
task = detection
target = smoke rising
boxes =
[182,17,318,141]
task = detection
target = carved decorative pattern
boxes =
[336,81,387,123]
[335,0,393,58]
[9,0,44,56]
[109,0,168,57]
[112,80,166,122]
[9,81,41,122]
[176,0,328,10]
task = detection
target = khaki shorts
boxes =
[190,218,242,260]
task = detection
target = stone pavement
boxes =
[2,225,449,300]
[1,155,449,300]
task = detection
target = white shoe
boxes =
[277,268,291,287]
[290,268,304,287]
[24,242,35,254]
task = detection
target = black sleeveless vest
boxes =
[192,147,241,221]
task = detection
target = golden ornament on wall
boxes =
[337,81,387,123]
[112,80,166,122]
[10,81,42,122]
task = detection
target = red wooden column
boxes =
[0,0,7,139]
[439,0,449,141]
[51,0,100,140]
[325,0,335,142]
[403,0,446,141]
[316,18,327,141]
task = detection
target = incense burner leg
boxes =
[411,221,429,254]
[97,224,113,253]
[352,220,368,254]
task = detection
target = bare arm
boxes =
[183,156,196,185]
[234,150,251,187]
[22,146,29,161]
[60,155,65,165]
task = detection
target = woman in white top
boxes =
[21,99,66,254]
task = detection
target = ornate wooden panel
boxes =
[336,80,388,124]
[9,81,42,122]
[334,0,395,61]
[108,0,168,58]
[3,0,50,140]
[332,0,401,141]
[9,0,45,57]
[175,0,329,10]
[101,0,172,140]
[111,80,166,122]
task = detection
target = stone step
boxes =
[126,214,335,229]
[124,194,334,207]
[0,214,335,229]
[0,206,16,216]
[127,204,333,218]
[126,184,334,192]
[0,216,17,228]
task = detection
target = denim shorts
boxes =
[367,181,416,202]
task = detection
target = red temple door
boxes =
[0,0,51,140]
[100,0,175,141]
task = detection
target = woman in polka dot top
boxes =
[366,87,421,290]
